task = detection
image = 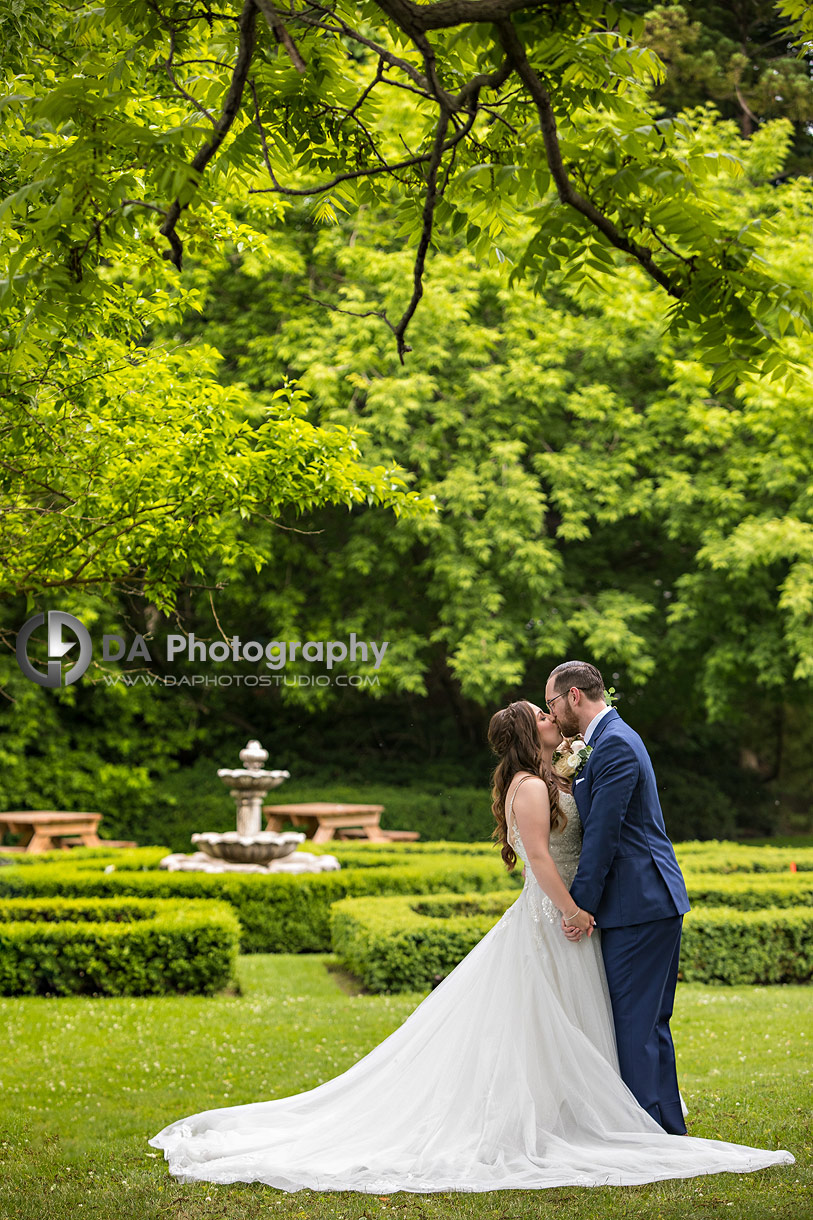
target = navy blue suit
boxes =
[570,708,690,1135]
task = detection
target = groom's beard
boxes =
[555,705,580,737]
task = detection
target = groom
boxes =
[544,659,691,1136]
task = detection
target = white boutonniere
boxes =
[551,737,592,780]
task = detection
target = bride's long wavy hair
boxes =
[488,699,565,872]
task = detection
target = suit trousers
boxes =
[599,914,687,1135]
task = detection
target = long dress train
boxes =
[148,791,794,1192]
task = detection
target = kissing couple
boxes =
[149,660,794,1193]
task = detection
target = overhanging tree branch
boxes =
[495,17,683,300]
[393,106,452,362]
[253,0,307,73]
[154,0,682,349]
[248,104,478,196]
[369,0,572,35]
[139,0,795,371]
[160,0,259,268]
[295,6,429,90]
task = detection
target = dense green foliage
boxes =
[0,851,522,952]
[331,889,813,992]
[4,0,811,392]
[3,0,813,842]
[675,839,813,871]
[1,0,437,610]
[0,895,239,995]
[640,2,813,168]
[680,904,813,984]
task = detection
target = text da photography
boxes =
[103,631,389,671]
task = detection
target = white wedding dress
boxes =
[148,790,794,1192]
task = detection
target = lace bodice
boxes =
[507,778,582,889]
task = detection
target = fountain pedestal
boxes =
[217,740,289,837]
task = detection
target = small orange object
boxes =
[790,861,797,873]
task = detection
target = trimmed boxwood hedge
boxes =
[3,838,810,873]
[0,842,502,873]
[0,854,521,953]
[330,890,813,993]
[330,891,512,993]
[0,840,808,966]
[0,843,499,870]
[0,896,239,996]
[674,841,813,873]
[304,841,504,860]
[0,846,171,869]
[682,871,813,909]
[679,906,813,985]
[305,839,813,872]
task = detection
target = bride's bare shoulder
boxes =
[508,773,549,808]
[508,770,544,787]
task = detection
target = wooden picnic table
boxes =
[263,802,390,844]
[0,811,103,853]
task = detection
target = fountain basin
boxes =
[217,770,290,789]
[159,849,340,874]
[191,830,305,864]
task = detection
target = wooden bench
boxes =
[263,802,419,844]
[0,812,137,854]
[58,836,138,850]
[334,827,420,841]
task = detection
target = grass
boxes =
[0,954,809,1220]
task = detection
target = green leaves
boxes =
[0,327,432,611]
[4,0,811,384]
[4,0,813,728]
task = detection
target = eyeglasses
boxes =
[544,687,583,714]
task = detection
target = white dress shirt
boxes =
[583,703,614,745]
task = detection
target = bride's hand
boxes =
[561,910,595,940]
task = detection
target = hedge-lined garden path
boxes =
[0,953,808,1220]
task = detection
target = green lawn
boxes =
[0,955,809,1220]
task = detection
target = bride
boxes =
[148,699,794,1192]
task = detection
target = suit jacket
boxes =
[569,709,690,928]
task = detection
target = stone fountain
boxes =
[158,739,340,874]
[216,738,289,837]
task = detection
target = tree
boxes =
[0,345,430,613]
[2,0,813,389]
[3,0,813,840]
[0,31,431,614]
[638,2,813,165]
[153,106,813,729]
